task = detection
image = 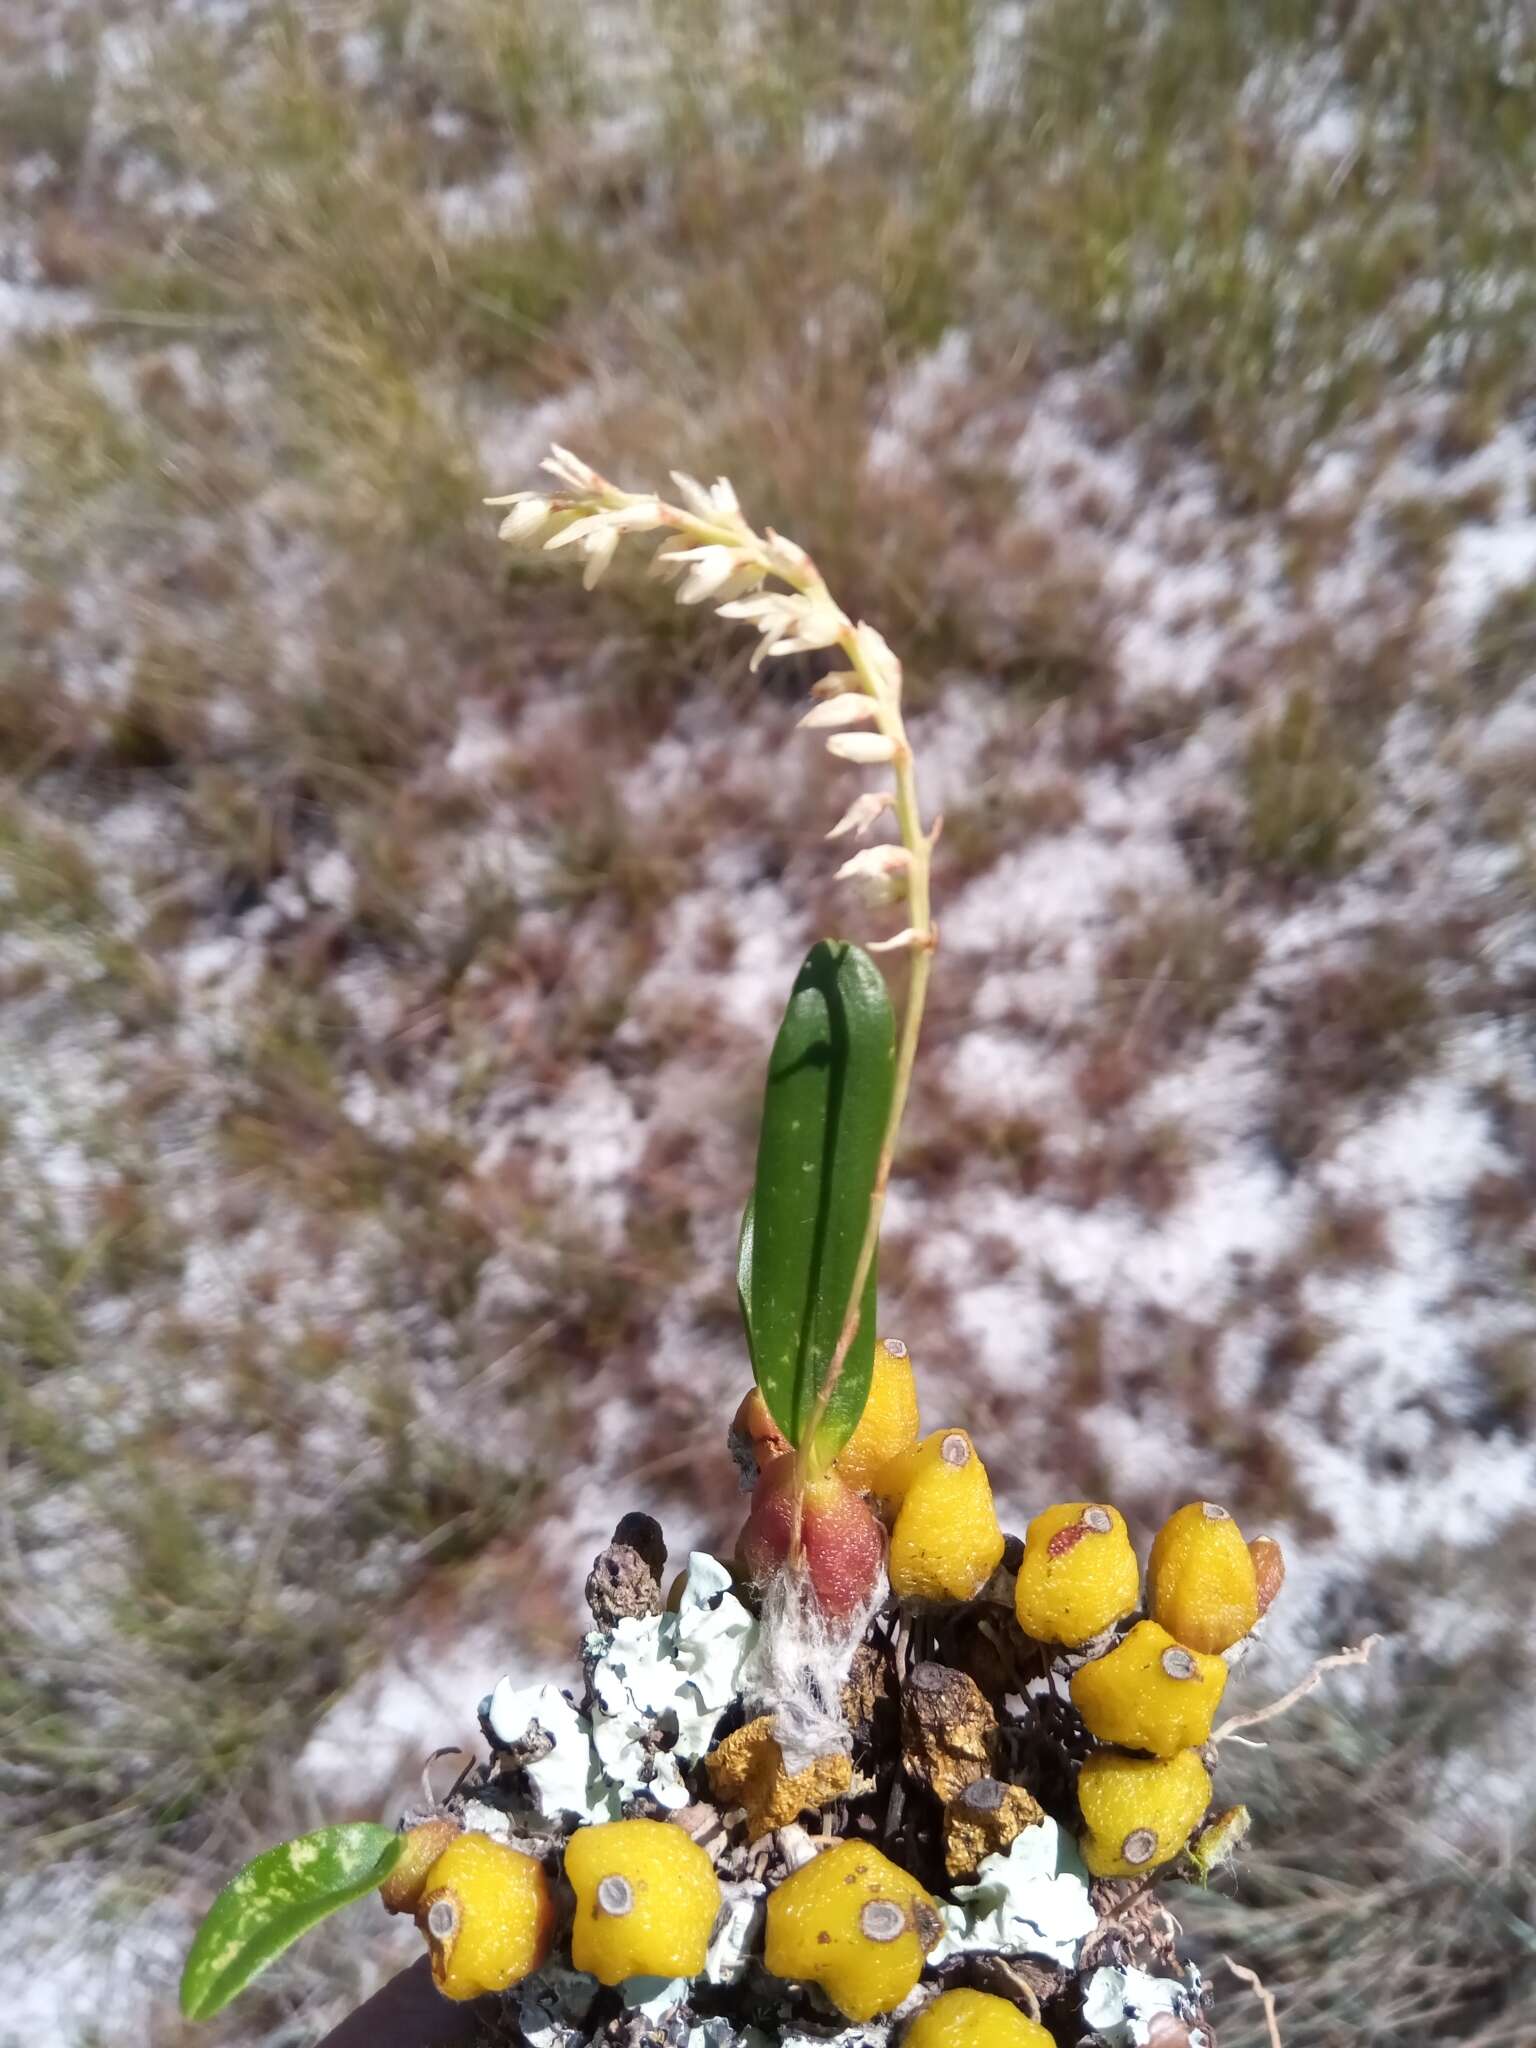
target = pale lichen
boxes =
[482,1553,757,1819]
[933,1818,1097,1969]
[1081,1963,1210,2047]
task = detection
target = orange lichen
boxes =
[901,1661,997,1803]
[943,1777,1046,1881]
[706,1716,852,1839]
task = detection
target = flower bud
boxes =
[1077,1749,1212,1879]
[1014,1502,1139,1647]
[1070,1620,1228,1757]
[765,1841,940,2021]
[379,1818,461,1916]
[905,1989,1055,2048]
[826,731,899,765]
[1148,1502,1260,1654]
[884,1430,1004,1603]
[729,1388,790,1482]
[565,1818,720,1985]
[1248,1534,1286,1617]
[834,1339,921,1495]
[415,1832,554,2000]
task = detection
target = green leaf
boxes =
[741,939,895,1468]
[739,1190,878,1461]
[180,1823,403,2021]
[737,1196,757,1379]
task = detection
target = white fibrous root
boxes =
[740,1562,887,1773]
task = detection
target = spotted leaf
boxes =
[180,1823,403,2021]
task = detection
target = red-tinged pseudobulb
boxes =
[739,1454,884,1622]
[730,1389,791,1481]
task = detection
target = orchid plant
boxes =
[178,450,1342,2048]
[179,448,936,2018]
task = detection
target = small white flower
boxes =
[542,513,620,575]
[495,494,553,543]
[811,670,861,698]
[652,537,762,599]
[713,562,768,603]
[542,511,611,552]
[543,503,663,586]
[670,470,712,518]
[825,731,898,764]
[762,528,810,578]
[667,545,746,605]
[715,592,794,668]
[580,528,620,589]
[541,517,622,588]
[648,537,693,578]
[670,471,742,527]
[834,845,912,901]
[716,593,792,627]
[541,444,603,494]
[567,498,664,536]
[769,598,847,659]
[854,621,903,697]
[867,925,925,953]
[835,845,909,880]
[827,791,896,839]
[717,592,842,670]
[797,696,879,730]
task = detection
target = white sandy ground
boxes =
[7,350,1536,2032]
[8,361,1536,2030]
[9,387,1536,2031]
[5,11,1536,2040]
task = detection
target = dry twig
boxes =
[1224,1955,1283,2048]
[1212,1636,1380,1746]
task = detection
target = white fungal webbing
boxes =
[741,1567,888,1775]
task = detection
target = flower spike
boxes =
[487,449,939,1508]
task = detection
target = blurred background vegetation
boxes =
[2,1,1535,2041]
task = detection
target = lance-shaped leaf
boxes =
[739,1195,877,1452]
[740,940,894,1467]
[738,1197,757,1378]
[180,1823,403,2022]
